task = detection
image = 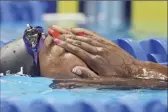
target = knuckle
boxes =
[68,35,75,39]
[72,46,79,53]
[74,41,82,46]
[84,38,93,44]
[61,34,75,40]
[96,47,104,53]
[59,34,66,40]
[96,47,106,55]
[92,55,102,61]
[84,38,91,43]
[62,42,68,48]
[87,35,93,38]
[91,41,99,46]
[66,39,82,47]
[64,38,71,42]
[65,30,72,34]
[77,36,90,42]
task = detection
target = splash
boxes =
[0,67,30,77]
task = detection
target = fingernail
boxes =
[72,67,82,75]
[54,38,62,45]
[48,27,61,37]
[76,32,87,36]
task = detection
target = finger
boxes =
[72,66,99,78]
[65,38,104,54]
[70,28,116,46]
[54,38,93,64]
[63,28,75,35]
[70,28,105,42]
[59,34,103,47]
[52,25,73,34]
[70,28,100,37]
[50,44,65,57]
[44,35,65,56]
[48,27,61,38]
[44,35,54,48]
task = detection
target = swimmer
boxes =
[0,25,167,89]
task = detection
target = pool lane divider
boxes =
[1,99,167,112]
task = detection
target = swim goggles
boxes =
[23,24,46,66]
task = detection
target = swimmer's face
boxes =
[39,35,87,79]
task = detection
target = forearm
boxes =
[51,77,167,89]
[0,38,34,75]
[135,61,167,81]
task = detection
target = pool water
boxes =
[0,75,167,112]
[0,75,167,103]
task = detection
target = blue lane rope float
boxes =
[1,99,167,112]
[147,54,167,63]
[140,39,167,55]
[139,38,167,64]
[115,38,148,61]
[29,100,56,112]
[0,100,20,112]
[144,100,167,112]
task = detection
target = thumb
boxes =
[72,66,99,78]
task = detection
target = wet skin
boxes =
[39,35,88,79]
[39,25,167,89]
